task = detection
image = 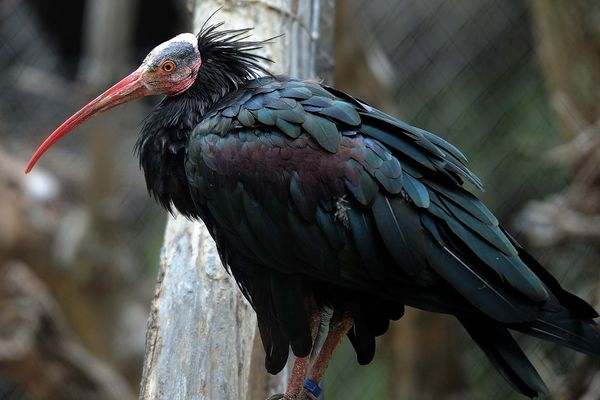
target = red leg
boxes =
[289,356,310,394]
[306,315,353,387]
[267,306,353,400]
[268,305,322,400]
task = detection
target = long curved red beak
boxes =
[25,67,150,173]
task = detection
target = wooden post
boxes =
[138,1,336,399]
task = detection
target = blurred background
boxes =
[1,0,599,399]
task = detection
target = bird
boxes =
[26,23,600,399]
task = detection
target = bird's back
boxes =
[179,76,600,394]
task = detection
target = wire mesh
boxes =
[0,0,597,399]
[327,0,596,399]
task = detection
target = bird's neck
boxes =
[135,72,245,216]
[135,92,204,217]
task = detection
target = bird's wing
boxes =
[185,77,552,325]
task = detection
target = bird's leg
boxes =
[303,313,353,398]
[265,356,310,400]
[268,305,349,400]
[268,305,322,400]
[308,305,334,369]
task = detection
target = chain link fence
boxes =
[0,0,597,399]
[329,1,595,399]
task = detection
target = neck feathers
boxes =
[135,24,273,215]
[187,22,274,111]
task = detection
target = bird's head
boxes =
[139,33,202,96]
[25,33,202,173]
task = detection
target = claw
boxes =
[266,393,312,400]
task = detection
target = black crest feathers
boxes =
[193,21,276,100]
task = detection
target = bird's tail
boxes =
[506,237,600,355]
[513,310,600,355]
[459,317,549,398]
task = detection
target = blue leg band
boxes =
[303,378,322,398]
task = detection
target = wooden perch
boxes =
[139,217,259,399]
[138,1,336,399]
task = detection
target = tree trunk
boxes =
[138,1,336,399]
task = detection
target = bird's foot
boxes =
[267,379,322,400]
[266,389,315,400]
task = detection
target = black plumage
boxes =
[30,23,600,398]
[132,25,600,397]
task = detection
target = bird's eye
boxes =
[162,60,175,73]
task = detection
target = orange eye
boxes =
[162,60,175,73]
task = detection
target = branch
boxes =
[0,262,134,400]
